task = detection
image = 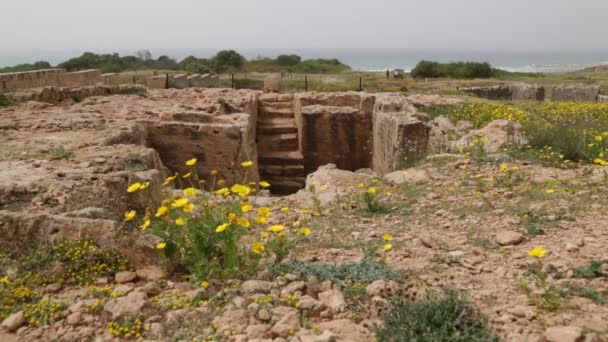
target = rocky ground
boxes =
[0,88,607,342]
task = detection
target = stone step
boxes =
[257,118,297,135]
[259,151,304,165]
[259,101,293,110]
[258,133,298,151]
[261,176,306,195]
[259,107,295,119]
[260,164,306,177]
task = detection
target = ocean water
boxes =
[2,48,608,73]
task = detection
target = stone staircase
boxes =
[257,95,306,195]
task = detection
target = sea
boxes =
[2,48,608,73]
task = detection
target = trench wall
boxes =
[0,68,117,93]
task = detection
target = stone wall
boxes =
[0,69,64,92]
[372,94,431,174]
[188,74,219,88]
[460,85,511,100]
[599,95,608,103]
[146,76,167,89]
[61,69,102,87]
[294,92,374,174]
[510,83,545,101]
[168,74,189,89]
[0,68,106,93]
[102,73,121,85]
[551,85,600,102]
[8,85,146,104]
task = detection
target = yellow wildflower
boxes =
[162,175,177,186]
[140,181,150,190]
[251,242,265,254]
[241,204,253,212]
[242,160,253,167]
[260,231,270,238]
[183,171,192,178]
[528,246,546,258]
[175,217,186,226]
[259,181,271,188]
[155,206,168,217]
[201,281,210,288]
[227,213,236,223]
[183,187,198,197]
[372,179,379,184]
[215,187,230,196]
[186,158,197,166]
[383,234,393,241]
[255,216,268,224]
[231,184,251,197]
[0,276,9,284]
[237,217,251,228]
[210,169,218,176]
[299,227,311,236]
[383,244,393,251]
[595,135,603,142]
[155,242,166,249]
[127,182,142,193]
[281,207,289,213]
[124,210,136,221]
[257,207,271,218]
[358,183,365,188]
[367,187,376,194]
[545,189,555,194]
[499,163,508,173]
[320,184,328,191]
[267,225,285,233]
[140,219,150,230]
[215,223,228,233]
[172,198,189,208]
[183,203,195,213]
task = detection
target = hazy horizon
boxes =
[1,0,607,50]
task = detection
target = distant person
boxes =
[386,69,389,79]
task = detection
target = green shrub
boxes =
[0,61,52,73]
[269,259,403,284]
[411,60,496,79]
[377,289,497,342]
[292,59,351,74]
[0,94,15,107]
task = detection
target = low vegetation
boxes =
[377,289,498,342]
[423,102,608,165]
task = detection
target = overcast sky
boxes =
[1,0,607,50]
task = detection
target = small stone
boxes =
[66,312,82,325]
[449,250,464,259]
[318,289,346,313]
[544,326,584,342]
[281,281,306,297]
[114,271,137,284]
[258,308,271,321]
[2,311,25,332]
[242,280,274,294]
[150,322,164,336]
[270,311,300,338]
[44,283,62,293]
[504,191,514,199]
[496,231,525,246]
[136,266,165,281]
[419,234,434,248]
[565,243,579,252]
[246,324,270,339]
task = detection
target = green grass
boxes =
[573,259,608,279]
[122,154,149,171]
[377,289,498,342]
[0,94,15,107]
[49,146,73,160]
[269,259,403,284]
[558,283,607,304]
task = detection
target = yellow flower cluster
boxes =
[23,300,67,327]
[108,316,144,338]
[151,291,204,310]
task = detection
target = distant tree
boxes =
[136,49,153,61]
[410,60,441,78]
[276,54,301,67]
[0,61,52,73]
[178,56,212,74]
[154,55,179,70]
[212,50,246,72]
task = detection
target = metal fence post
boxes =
[231,73,235,89]
[359,76,362,91]
[305,75,308,92]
